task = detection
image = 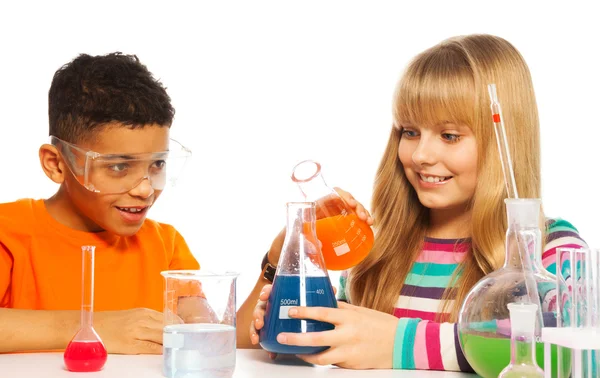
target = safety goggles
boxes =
[50,136,192,194]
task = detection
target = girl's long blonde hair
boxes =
[348,34,544,322]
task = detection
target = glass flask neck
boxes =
[291,160,336,201]
[277,202,327,277]
[285,202,318,241]
[80,246,95,329]
[507,303,539,367]
[504,227,540,270]
[503,199,541,270]
[510,334,537,366]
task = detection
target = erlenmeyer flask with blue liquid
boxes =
[259,201,338,355]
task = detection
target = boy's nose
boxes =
[129,177,155,198]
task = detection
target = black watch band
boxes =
[261,252,277,283]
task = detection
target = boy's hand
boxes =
[95,308,165,354]
[266,188,373,266]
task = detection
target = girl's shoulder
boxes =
[542,217,588,265]
[543,217,589,276]
[545,217,580,233]
[544,217,587,245]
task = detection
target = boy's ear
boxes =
[39,144,66,184]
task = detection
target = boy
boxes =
[0,52,367,355]
[0,52,201,354]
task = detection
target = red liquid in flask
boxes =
[64,340,107,372]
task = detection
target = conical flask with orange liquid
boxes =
[291,160,374,271]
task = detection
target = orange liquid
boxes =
[313,196,374,270]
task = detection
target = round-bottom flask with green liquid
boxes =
[458,199,571,377]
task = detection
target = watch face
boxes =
[264,264,276,282]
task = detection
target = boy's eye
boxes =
[108,163,129,172]
[442,133,460,142]
[152,160,166,169]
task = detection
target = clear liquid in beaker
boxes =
[163,323,236,378]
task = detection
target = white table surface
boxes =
[0,349,477,377]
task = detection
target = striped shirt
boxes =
[337,218,588,372]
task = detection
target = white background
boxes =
[0,1,598,307]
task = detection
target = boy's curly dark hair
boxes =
[48,52,175,143]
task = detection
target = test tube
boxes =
[488,84,545,339]
[488,83,519,199]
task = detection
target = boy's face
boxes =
[62,124,170,236]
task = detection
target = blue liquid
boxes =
[259,275,337,355]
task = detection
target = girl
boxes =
[248,34,587,371]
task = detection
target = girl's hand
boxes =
[275,302,399,369]
[249,284,339,361]
[249,284,278,359]
[334,187,374,225]
[267,188,373,266]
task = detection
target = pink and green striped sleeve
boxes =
[392,318,472,371]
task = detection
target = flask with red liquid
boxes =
[64,245,107,372]
[291,160,374,271]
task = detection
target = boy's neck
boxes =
[427,206,471,240]
[45,187,104,233]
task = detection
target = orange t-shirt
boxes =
[0,198,200,312]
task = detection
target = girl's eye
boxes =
[442,133,460,143]
[401,129,419,138]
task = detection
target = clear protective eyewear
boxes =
[50,136,192,194]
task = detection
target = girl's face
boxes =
[398,122,478,212]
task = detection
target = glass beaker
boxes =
[64,246,107,372]
[259,202,338,354]
[458,199,568,378]
[291,160,374,270]
[161,270,239,378]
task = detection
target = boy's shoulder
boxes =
[136,216,182,241]
[0,197,37,212]
[0,198,38,231]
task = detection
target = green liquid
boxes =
[460,333,571,378]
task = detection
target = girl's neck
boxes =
[426,206,472,239]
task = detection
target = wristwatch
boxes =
[261,252,277,283]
